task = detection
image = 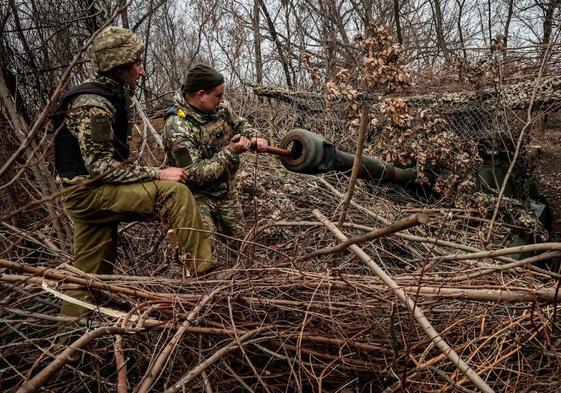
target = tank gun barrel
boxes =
[276,129,417,185]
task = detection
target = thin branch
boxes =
[337,105,369,227]
[301,213,428,261]
[135,287,221,393]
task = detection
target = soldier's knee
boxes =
[157,179,182,192]
[157,180,194,201]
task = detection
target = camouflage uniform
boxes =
[57,27,214,322]
[60,74,159,184]
[163,91,258,247]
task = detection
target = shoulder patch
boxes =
[165,106,186,120]
[91,115,112,143]
[165,106,177,119]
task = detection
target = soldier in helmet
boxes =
[55,27,215,323]
[162,64,268,258]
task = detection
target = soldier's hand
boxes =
[250,137,269,153]
[159,167,188,183]
[228,134,251,154]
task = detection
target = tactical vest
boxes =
[52,82,130,180]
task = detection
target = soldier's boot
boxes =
[168,220,224,280]
[166,228,190,279]
[57,222,117,346]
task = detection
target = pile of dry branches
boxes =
[2,158,561,392]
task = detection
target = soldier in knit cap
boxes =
[54,27,215,328]
[163,63,269,259]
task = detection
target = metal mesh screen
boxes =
[249,75,561,146]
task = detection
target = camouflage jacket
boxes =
[63,74,159,184]
[163,91,258,197]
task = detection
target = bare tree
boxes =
[393,0,403,44]
[503,0,514,49]
[455,0,467,60]
[540,0,561,60]
[258,0,293,87]
[253,0,263,85]
[429,0,449,61]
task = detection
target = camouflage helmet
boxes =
[90,26,144,73]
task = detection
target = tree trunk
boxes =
[455,0,467,66]
[328,0,356,71]
[0,120,21,228]
[119,0,129,28]
[361,0,373,27]
[487,0,492,46]
[0,72,67,242]
[429,0,449,61]
[258,0,292,87]
[84,0,102,33]
[393,0,403,44]
[503,0,514,52]
[253,0,263,85]
[318,0,336,80]
[8,0,44,100]
[541,0,560,61]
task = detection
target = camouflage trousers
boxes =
[59,180,215,321]
[194,191,246,262]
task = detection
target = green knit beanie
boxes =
[182,64,224,93]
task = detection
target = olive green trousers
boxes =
[59,180,214,319]
[195,192,246,240]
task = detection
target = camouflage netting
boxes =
[252,75,561,141]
